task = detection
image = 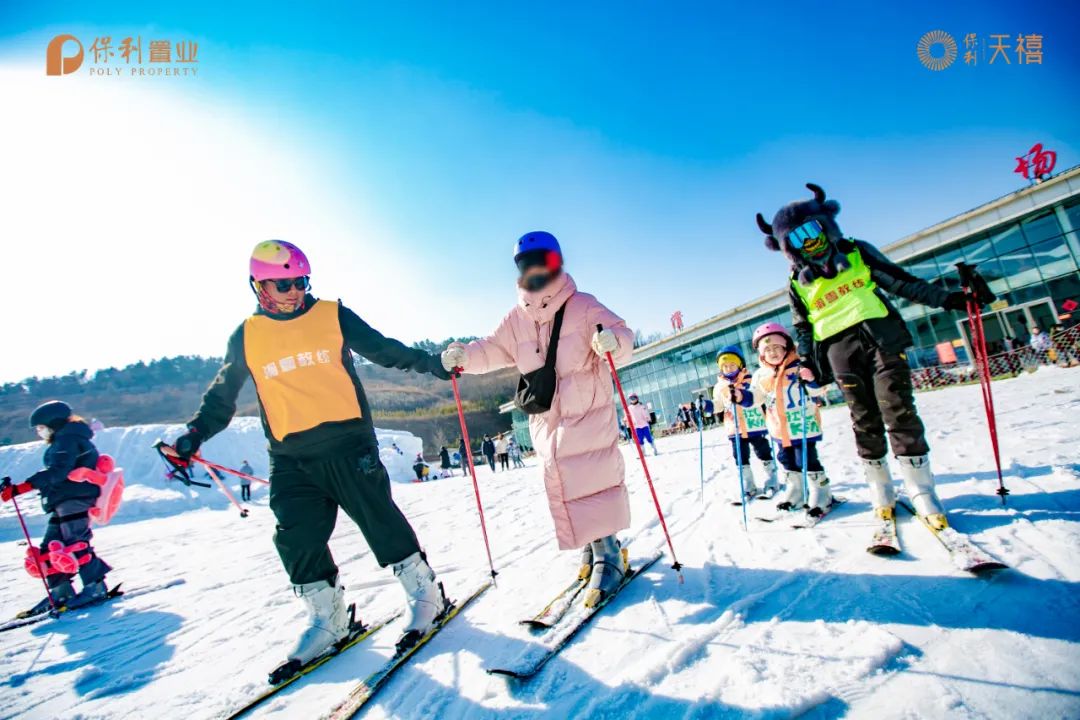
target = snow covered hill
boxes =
[0,368,1078,719]
[0,420,423,541]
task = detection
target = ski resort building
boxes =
[619,165,1080,426]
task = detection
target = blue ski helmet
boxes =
[715,345,746,379]
[514,231,563,272]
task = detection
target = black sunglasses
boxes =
[264,277,310,293]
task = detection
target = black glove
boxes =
[942,292,969,312]
[173,428,203,460]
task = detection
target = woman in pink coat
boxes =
[441,231,635,607]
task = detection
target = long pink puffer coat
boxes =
[459,273,635,550]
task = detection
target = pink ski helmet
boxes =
[249,240,311,282]
[752,322,793,354]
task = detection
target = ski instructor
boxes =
[440,231,635,608]
[171,240,452,678]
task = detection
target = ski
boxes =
[756,487,777,501]
[791,497,847,529]
[0,579,185,633]
[897,499,1007,574]
[222,609,402,720]
[324,582,491,720]
[486,553,663,680]
[520,576,588,630]
[866,514,902,556]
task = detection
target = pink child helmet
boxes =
[249,240,311,282]
[752,322,793,354]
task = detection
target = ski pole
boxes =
[190,456,269,485]
[200,460,249,518]
[957,262,1009,505]
[798,380,809,506]
[730,388,748,531]
[450,371,499,585]
[598,324,684,580]
[697,404,704,502]
[9,488,59,616]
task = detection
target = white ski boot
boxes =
[776,469,804,511]
[584,535,628,608]
[393,551,449,652]
[863,457,897,521]
[805,471,833,517]
[283,577,350,667]
[759,459,780,498]
[897,455,947,530]
[738,463,761,501]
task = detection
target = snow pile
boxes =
[0,368,1077,719]
[0,419,424,539]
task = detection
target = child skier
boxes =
[755,183,981,530]
[712,346,778,501]
[745,324,833,516]
[441,231,635,607]
[627,394,659,455]
[1,401,112,615]
[171,240,451,675]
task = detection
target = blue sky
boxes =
[0,1,1077,381]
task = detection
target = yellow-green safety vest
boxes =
[792,248,890,342]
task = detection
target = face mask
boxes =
[522,272,554,292]
[36,425,53,441]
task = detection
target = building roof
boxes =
[626,164,1080,366]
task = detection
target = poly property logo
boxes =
[917,30,1044,71]
[46,33,199,77]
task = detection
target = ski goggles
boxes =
[787,219,829,256]
[263,276,310,293]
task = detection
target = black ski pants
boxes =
[41,499,111,588]
[825,327,929,460]
[729,433,773,466]
[269,443,421,585]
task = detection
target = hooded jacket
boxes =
[27,420,101,513]
[458,273,635,550]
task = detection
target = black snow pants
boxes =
[729,433,773,466]
[269,441,421,585]
[825,326,930,460]
[41,499,111,588]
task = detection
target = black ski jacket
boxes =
[27,420,101,514]
[789,240,951,377]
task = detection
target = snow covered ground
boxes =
[0,368,1078,719]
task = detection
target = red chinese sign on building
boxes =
[1015,143,1056,181]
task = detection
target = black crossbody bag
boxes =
[514,303,567,415]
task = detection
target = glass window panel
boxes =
[989,223,1027,255]
[930,310,962,344]
[1010,282,1050,305]
[1030,236,1078,281]
[1020,211,1063,246]
[1047,274,1080,318]
[934,244,967,282]
[903,253,940,281]
[1063,199,1080,234]
[997,246,1042,290]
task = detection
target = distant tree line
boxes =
[0,339,516,448]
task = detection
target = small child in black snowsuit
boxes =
[1,401,111,615]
